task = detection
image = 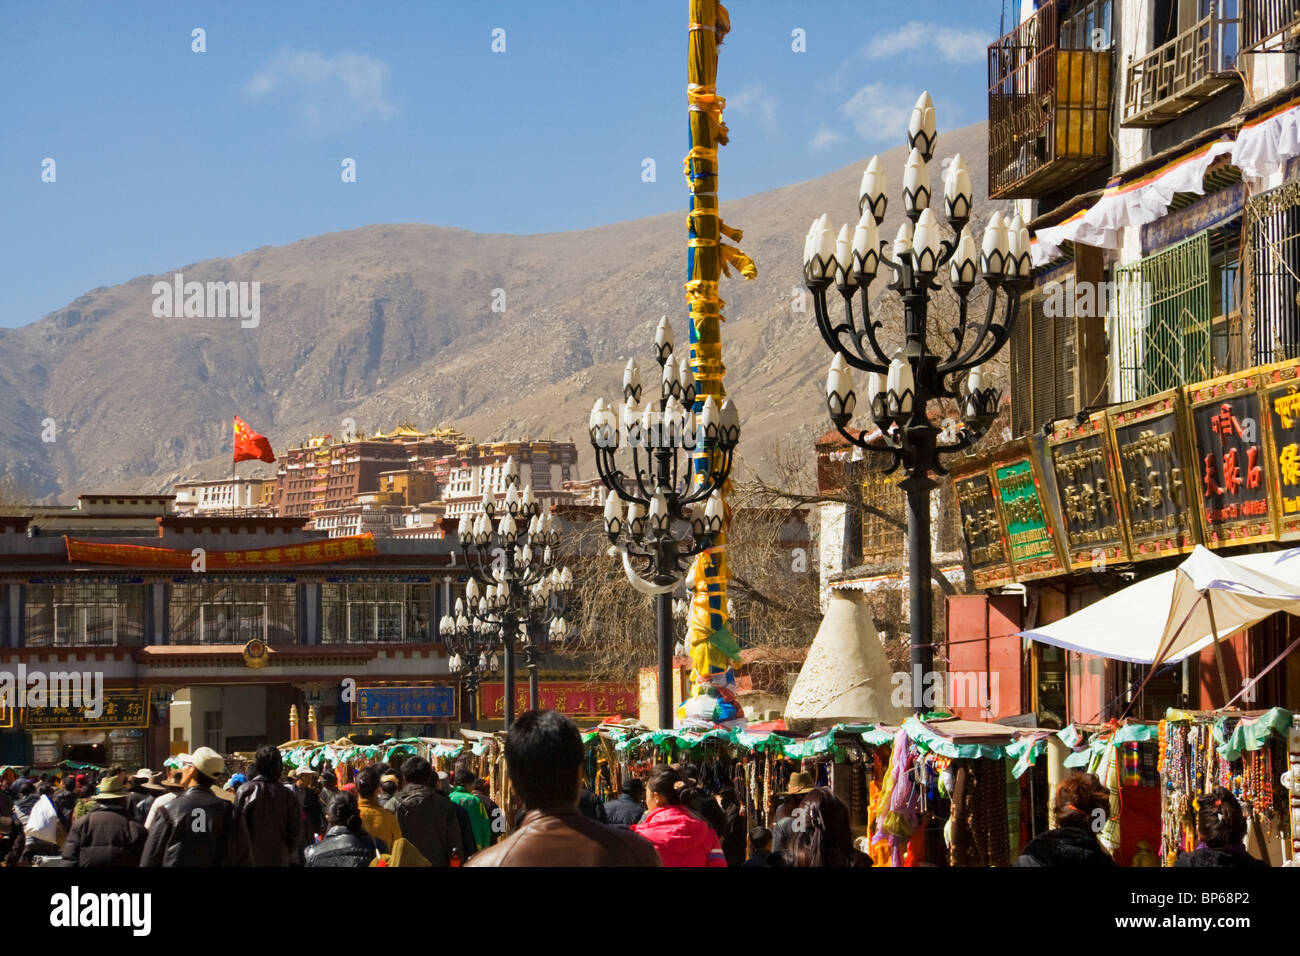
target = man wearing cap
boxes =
[126,769,156,822]
[294,765,324,847]
[143,765,185,831]
[233,745,301,867]
[61,776,149,867]
[132,770,167,826]
[140,747,254,867]
[770,770,817,864]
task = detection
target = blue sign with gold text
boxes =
[351,685,457,723]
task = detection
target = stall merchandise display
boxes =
[1158,707,1295,865]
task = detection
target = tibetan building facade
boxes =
[952,0,1300,727]
[0,495,626,771]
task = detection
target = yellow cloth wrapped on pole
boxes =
[678,0,754,728]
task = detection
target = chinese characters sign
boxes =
[1108,389,1199,561]
[352,684,457,723]
[1262,365,1300,540]
[1048,414,1130,571]
[21,688,150,730]
[953,471,1014,589]
[1189,370,1274,546]
[991,451,1066,581]
[480,681,638,719]
[65,534,377,568]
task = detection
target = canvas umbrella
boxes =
[1019,546,1300,696]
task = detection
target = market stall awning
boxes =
[1019,546,1300,666]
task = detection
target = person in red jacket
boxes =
[632,766,726,867]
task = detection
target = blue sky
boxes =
[0,0,1002,328]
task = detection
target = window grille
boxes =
[320,582,432,643]
[168,582,297,644]
[1010,289,1077,436]
[1113,232,1213,401]
[1244,180,1300,365]
[23,583,146,647]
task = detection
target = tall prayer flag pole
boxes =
[680,0,755,728]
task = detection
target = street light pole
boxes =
[588,316,737,730]
[442,458,573,729]
[806,91,1030,712]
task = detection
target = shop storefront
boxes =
[950,356,1300,725]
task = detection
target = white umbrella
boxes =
[1019,546,1300,673]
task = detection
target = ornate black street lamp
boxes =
[440,457,571,727]
[803,92,1030,711]
[439,611,498,731]
[588,316,737,729]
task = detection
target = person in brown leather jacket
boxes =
[468,710,660,868]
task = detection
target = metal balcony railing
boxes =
[989,1,1112,198]
[1123,5,1241,128]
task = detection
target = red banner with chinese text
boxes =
[65,534,377,568]
[478,681,638,719]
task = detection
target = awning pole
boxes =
[1118,596,1200,720]
[1203,589,1233,705]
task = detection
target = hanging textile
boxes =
[1032,138,1236,263]
[1232,93,1300,182]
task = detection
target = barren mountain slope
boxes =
[0,122,1001,500]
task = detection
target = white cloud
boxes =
[810,125,844,151]
[842,83,915,144]
[866,21,990,63]
[727,83,779,135]
[245,49,397,132]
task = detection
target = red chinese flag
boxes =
[233,416,276,464]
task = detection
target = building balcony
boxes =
[1240,0,1300,52]
[1122,6,1240,128]
[988,1,1113,199]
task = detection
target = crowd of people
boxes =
[0,709,877,867]
[3,719,1270,869]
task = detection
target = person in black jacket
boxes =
[234,745,303,867]
[742,826,780,867]
[131,774,165,826]
[293,766,324,845]
[305,793,385,867]
[141,747,254,868]
[388,757,462,865]
[53,777,78,832]
[1014,772,1114,867]
[124,770,153,822]
[578,784,608,823]
[62,777,148,867]
[603,778,646,828]
[717,787,747,867]
[1174,787,1269,868]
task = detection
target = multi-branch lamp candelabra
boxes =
[803,92,1030,710]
